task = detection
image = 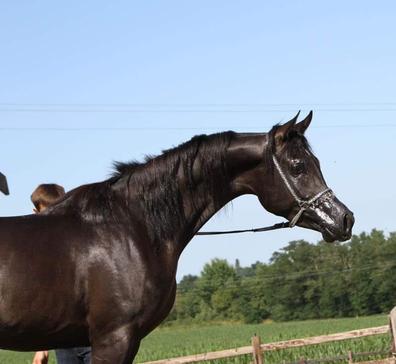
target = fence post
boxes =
[252,335,263,364]
[347,350,353,363]
[390,307,396,362]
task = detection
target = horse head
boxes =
[239,112,354,242]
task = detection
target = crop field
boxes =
[0,315,390,364]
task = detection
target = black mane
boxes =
[49,133,236,233]
[111,132,235,178]
[110,131,236,243]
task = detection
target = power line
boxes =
[1,102,396,107]
[1,108,396,113]
[0,124,395,131]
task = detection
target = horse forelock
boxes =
[266,124,313,171]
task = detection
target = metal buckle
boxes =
[298,201,309,209]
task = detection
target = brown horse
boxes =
[0,112,353,363]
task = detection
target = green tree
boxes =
[197,259,240,319]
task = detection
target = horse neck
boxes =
[122,132,268,257]
[172,133,268,255]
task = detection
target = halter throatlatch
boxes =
[272,155,332,227]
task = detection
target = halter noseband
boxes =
[272,155,332,228]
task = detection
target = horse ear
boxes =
[274,111,300,145]
[294,110,313,134]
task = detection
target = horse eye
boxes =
[292,161,305,175]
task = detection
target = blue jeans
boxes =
[55,347,91,364]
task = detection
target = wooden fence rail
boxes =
[139,325,390,364]
[138,307,396,364]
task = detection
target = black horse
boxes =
[0,112,353,363]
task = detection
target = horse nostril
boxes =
[343,212,354,235]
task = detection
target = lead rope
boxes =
[196,222,290,236]
[196,155,331,236]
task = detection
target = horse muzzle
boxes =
[320,211,354,242]
[297,194,354,243]
[317,200,354,243]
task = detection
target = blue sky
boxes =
[0,1,395,280]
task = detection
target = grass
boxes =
[0,315,390,364]
[135,315,390,363]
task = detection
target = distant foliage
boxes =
[166,230,396,324]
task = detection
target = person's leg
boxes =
[55,349,81,364]
[90,325,140,364]
[75,346,91,364]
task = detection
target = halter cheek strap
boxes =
[272,156,332,228]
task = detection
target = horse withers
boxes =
[0,112,353,363]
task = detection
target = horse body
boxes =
[0,114,354,363]
[0,214,91,350]
[0,210,177,350]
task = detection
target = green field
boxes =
[0,315,390,364]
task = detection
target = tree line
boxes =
[165,230,396,324]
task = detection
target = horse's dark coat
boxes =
[0,113,353,363]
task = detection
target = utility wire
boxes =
[1,108,396,113]
[1,102,396,106]
[0,124,396,131]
